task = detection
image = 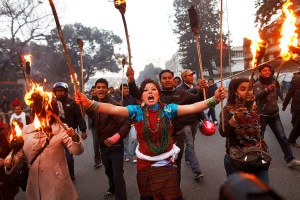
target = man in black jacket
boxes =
[282,72,300,148]
[86,78,131,200]
[53,82,87,181]
[126,67,207,182]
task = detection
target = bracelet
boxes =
[90,101,98,111]
[87,100,95,109]
[88,100,98,111]
[206,97,218,107]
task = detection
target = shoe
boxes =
[194,172,204,180]
[132,159,137,163]
[94,162,102,168]
[290,142,300,148]
[214,121,218,125]
[287,159,300,168]
[103,191,113,199]
[125,157,130,162]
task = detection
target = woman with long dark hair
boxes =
[75,78,226,199]
[219,77,269,184]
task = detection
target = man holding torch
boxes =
[254,64,300,168]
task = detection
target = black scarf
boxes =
[258,75,272,85]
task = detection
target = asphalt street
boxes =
[15,101,300,200]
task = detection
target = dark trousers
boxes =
[288,113,300,143]
[101,144,127,200]
[91,128,101,164]
[208,106,217,121]
[172,132,185,182]
[64,147,75,180]
[260,114,295,163]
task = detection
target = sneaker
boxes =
[103,191,113,199]
[94,162,102,168]
[194,172,204,180]
[214,121,218,125]
[287,159,300,168]
[125,157,130,162]
[132,159,137,163]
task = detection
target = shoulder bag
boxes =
[228,139,272,172]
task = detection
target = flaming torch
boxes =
[274,0,298,84]
[19,54,32,92]
[243,34,267,107]
[9,121,24,166]
[24,83,68,165]
[114,0,132,70]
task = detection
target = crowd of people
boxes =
[0,63,300,200]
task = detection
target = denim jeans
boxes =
[260,114,295,163]
[124,126,138,158]
[101,144,127,200]
[91,127,101,164]
[183,122,202,174]
[288,113,300,143]
[224,154,269,185]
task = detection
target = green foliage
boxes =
[45,23,123,86]
[173,0,230,77]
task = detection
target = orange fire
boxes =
[24,54,32,65]
[9,121,22,141]
[279,0,298,61]
[24,83,53,131]
[247,32,266,68]
[114,0,126,6]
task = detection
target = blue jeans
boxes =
[101,144,127,200]
[224,154,269,185]
[124,126,137,158]
[183,122,201,174]
[260,114,295,163]
[91,127,101,164]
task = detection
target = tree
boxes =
[44,23,123,89]
[172,0,230,77]
[0,0,53,81]
[136,63,163,85]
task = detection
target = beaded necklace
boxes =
[142,104,170,155]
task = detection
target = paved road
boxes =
[15,101,300,200]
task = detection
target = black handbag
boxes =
[228,139,272,172]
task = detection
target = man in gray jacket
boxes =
[254,64,300,168]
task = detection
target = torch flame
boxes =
[114,0,126,6]
[33,115,41,130]
[279,0,298,61]
[9,121,23,141]
[24,83,53,131]
[246,32,266,68]
[24,54,32,65]
[24,83,52,107]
